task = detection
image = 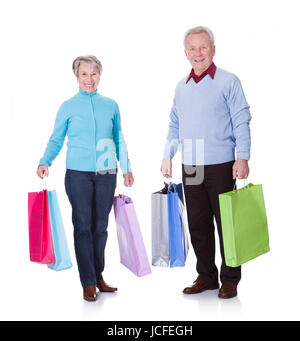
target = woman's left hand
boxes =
[123,172,134,187]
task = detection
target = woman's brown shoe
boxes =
[83,286,97,301]
[96,279,117,292]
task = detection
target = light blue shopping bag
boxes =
[47,190,72,271]
[168,184,185,267]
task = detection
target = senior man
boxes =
[161,26,251,299]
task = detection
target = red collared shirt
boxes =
[186,62,217,84]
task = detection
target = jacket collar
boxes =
[78,88,98,97]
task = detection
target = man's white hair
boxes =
[184,26,215,48]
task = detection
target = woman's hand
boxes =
[123,172,134,187]
[37,165,49,179]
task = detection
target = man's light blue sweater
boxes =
[163,67,251,165]
[39,88,131,173]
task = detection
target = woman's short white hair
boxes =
[72,55,103,77]
[184,26,215,48]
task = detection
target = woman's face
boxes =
[77,62,100,93]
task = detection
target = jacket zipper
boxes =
[89,93,97,174]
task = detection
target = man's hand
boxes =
[123,172,134,187]
[37,165,49,179]
[161,158,172,178]
[232,159,249,179]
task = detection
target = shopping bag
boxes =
[219,183,270,267]
[168,184,185,267]
[177,187,189,261]
[113,194,152,277]
[28,189,55,264]
[151,183,169,266]
[151,182,189,267]
[47,190,72,271]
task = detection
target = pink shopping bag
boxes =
[28,189,55,264]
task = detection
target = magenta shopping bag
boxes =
[113,194,151,277]
[28,189,55,264]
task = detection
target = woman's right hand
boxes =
[37,165,49,179]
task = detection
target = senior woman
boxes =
[37,55,134,302]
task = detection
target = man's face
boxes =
[185,32,215,76]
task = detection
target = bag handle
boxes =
[166,178,177,193]
[118,194,132,204]
[42,175,47,190]
[233,178,249,192]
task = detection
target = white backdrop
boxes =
[1,0,299,321]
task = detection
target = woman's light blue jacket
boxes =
[39,88,131,173]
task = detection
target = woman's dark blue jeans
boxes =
[65,169,117,288]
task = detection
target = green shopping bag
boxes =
[219,183,270,267]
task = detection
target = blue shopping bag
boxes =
[47,190,72,271]
[168,184,185,267]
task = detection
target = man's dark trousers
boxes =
[182,160,241,286]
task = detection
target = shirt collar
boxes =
[186,62,217,84]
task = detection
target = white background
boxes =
[1,0,299,321]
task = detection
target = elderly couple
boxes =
[37,26,251,302]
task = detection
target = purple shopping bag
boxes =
[113,194,152,277]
